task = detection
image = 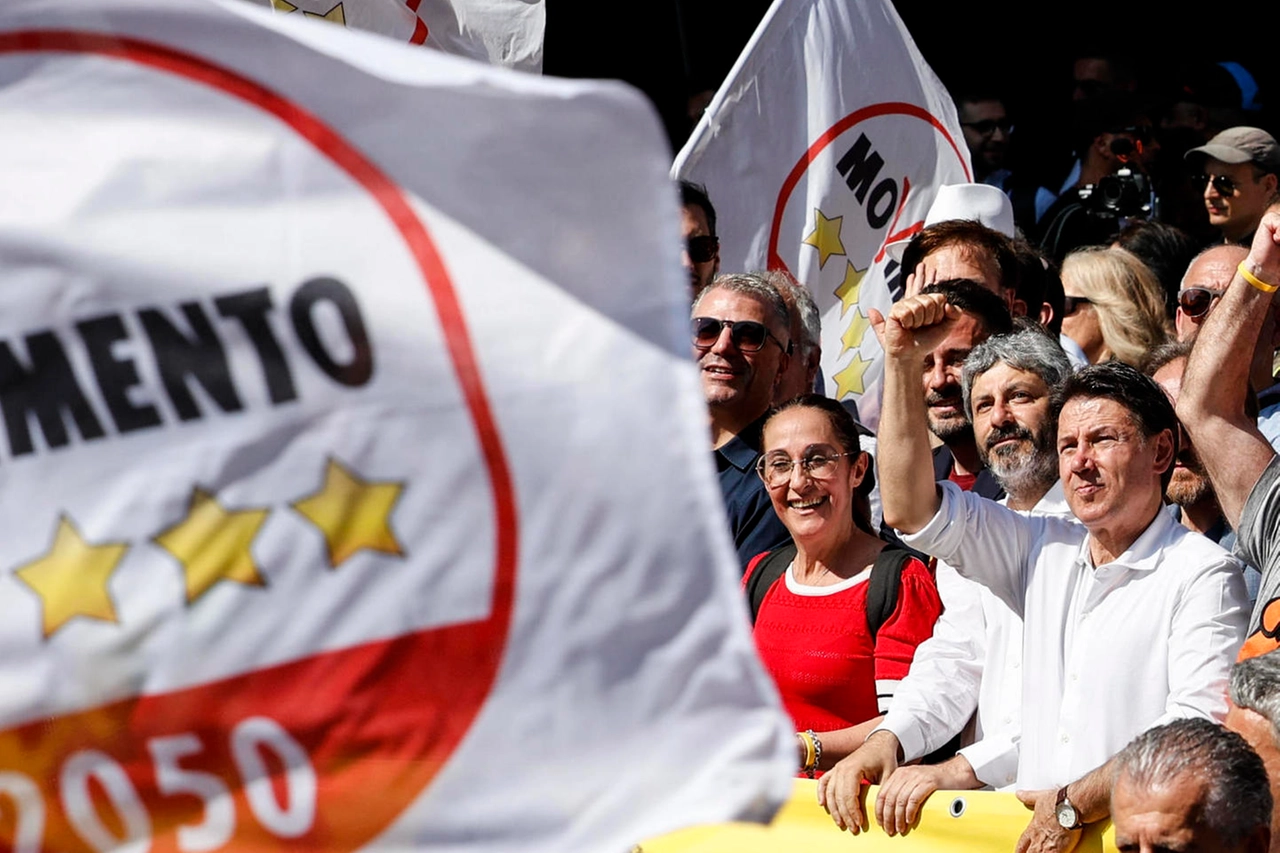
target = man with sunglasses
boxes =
[1175,245,1249,342]
[693,272,793,569]
[680,180,720,299]
[1186,128,1280,247]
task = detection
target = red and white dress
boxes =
[749,555,942,734]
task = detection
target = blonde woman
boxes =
[1060,246,1172,366]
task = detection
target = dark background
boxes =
[543,0,1277,194]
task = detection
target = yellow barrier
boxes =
[638,781,1117,852]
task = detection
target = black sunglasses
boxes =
[686,235,719,264]
[1178,287,1222,319]
[691,317,791,354]
[961,118,1014,137]
[1192,173,1239,196]
[1062,295,1093,316]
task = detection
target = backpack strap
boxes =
[746,542,797,624]
[865,547,913,641]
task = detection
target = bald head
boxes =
[1177,244,1249,342]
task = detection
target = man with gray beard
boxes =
[821,326,1072,833]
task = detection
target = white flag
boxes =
[0,1,792,850]
[241,0,545,72]
[673,0,971,426]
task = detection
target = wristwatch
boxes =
[1055,786,1083,830]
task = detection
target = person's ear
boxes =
[847,450,871,490]
[1039,301,1055,327]
[1153,428,1176,478]
[1263,172,1278,199]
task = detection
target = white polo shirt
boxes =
[901,481,1248,789]
[878,481,1071,790]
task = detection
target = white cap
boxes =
[884,183,1016,263]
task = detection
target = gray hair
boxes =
[694,272,792,342]
[960,327,1074,421]
[1232,650,1280,739]
[1113,718,1272,846]
[771,273,821,362]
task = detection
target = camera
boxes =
[1077,168,1152,218]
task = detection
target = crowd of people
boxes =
[682,64,1280,853]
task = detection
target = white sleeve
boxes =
[876,561,984,762]
[958,733,1020,790]
[898,480,1038,615]
[1155,555,1250,726]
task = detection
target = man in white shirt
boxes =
[819,327,1072,835]
[822,294,1248,851]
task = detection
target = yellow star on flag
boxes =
[833,352,875,398]
[155,490,269,604]
[271,0,346,24]
[841,310,872,353]
[14,516,127,638]
[802,208,846,268]
[306,2,346,24]
[834,261,867,315]
[292,459,405,568]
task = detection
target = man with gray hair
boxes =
[1228,651,1280,852]
[1112,718,1271,853]
[692,272,794,568]
[821,326,1074,833]
[770,271,823,404]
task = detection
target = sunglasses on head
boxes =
[1178,287,1223,319]
[1062,295,1093,316]
[691,317,791,354]
[1192,173,1239,196]
[686,235,719,264]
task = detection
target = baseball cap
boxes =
[1185,126,1280,172]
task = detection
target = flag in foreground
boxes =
[0,1,793,849]
[673,0,971,426]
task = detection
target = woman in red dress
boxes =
[745,395,942,777]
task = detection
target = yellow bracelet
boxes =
[797,731,815,771]
[1239,261,1279,294]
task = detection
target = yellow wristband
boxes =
[798,732,815,770]
[1239,261,1279,294]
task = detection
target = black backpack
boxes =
[744,542,916,640]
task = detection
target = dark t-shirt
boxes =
[715,416,791,570]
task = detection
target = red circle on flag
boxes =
[767,101,972,273]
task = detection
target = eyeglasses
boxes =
[1178,287,1223,319]
[756,452,855,488]
[1062,295,1093,316]
[961,118,1014,138]
[685,235,719,264]
[1192,174,1239,196]
[692,317,791,354]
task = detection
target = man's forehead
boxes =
[935,311,987,351]
[973,363,1047,395]
[1183,247,1248,291]
[681,204,711,237]
[924,244,1002,292]
[1059,395,1141,429]
[695,287,769,320]
[960,99,1004,119]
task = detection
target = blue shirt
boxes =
[715,416,791,571]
